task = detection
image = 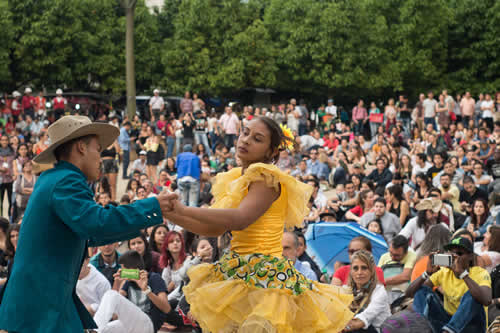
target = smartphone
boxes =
[120,268,140,280]
[431,254,453,267]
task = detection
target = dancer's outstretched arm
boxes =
[164,211,227,237]
[167,181,279,232]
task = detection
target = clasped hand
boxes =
[157,191,183,216]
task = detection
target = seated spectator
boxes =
[411,224,452,282]
[474,225,500,273]
[96,191,111,207]
[459,176,488,215]
[433,159,464,188]
[149,224,168,253]
[331,236,385,287]
[307,178,327,212]
[366,158,393,192]
[344,189,374,223]
[406,236,491,333]
[462,198,494,241]
[439,172,461,213]
[343,250,391,333]
[291,159,308,179]
[384,185,410,227]
[366,219,384,236]
[378,235,416,303]
[0,217,9,269]
[400,198,448,250]
[90,242,121,285]
[93,251,171,333]
[282,231,317,281]
[360,198,401,242]
[306,147,329,180]
[330,180,358,211]
[131,150,147,175]
[471,161,492,192]
[411,153,432,184]
[426,152,445,181]
[0,224,20,288]
[128,233,161,273]
[76,253,111,316]
[161,231,210,303]
[296,232,322,281]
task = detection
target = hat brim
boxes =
[33,123,119,164]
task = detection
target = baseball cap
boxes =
[139,150,147,155]
[444,236,473,254]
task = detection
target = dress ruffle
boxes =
[184,260,354,333]
[211,163,313,229]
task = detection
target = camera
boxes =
[431,253,453,267]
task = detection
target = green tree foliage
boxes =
[0,0,498,98]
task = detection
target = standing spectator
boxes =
[219,105,240,149]
[143,126,162,183]
[10,91,21,122]
[176,144,201,207]
[297,99,309,136]
[118,121,133,179]
[436,94,451,130]
[13,160,36,218]
[192,93,205,112]
[12,144,30,180]
[34,91,46,119]
[461,91,475,128]
[406,236,491,333]
[193,109,211,155]
[149,89,164,121]
[165,117,176,158]
[397,95,411,132]
[90,243,121,285]
[286,102,299,134]
[368,101,382,138]
[180,91,193,116]
[52,88,67,121]
[181,113,195,148]
[344,250,391,333]
[352,99,368,136]
[100,139,121,201]
[0,136,15,217]
[423,91,438,131]
[481,93,495,131]
[384,98,397,133]
[360,198,401,242]
[325,99,337,119]
[21,88,35,120]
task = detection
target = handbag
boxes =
[369,113,384,123]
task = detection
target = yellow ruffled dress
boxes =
[183,163,353,333]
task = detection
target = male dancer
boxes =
[0,116,176,332]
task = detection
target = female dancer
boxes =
[165,117,353,332]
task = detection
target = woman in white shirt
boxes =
[343,250,391,333]
[400,198,448,251]
[474,225,500,273]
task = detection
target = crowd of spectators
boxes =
[0,87,500,332]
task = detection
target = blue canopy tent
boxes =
[304,222,388,275]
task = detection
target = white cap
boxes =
[12,91,21,98]
[153,89,159,94]
[56,88,63,95]
[24,87,32,94]
[139,150,147,155]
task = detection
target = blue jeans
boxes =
[413,286,485,333]
[122,150,129,178]
[370,122,380,138]
[194,131,211,156]
[166,137,175,158]
[424,117,437,131]
[178,178,200,207]
[298,123,307,136]
[209,131,219,152]
[353,121,364,135]
[224,134,237,149]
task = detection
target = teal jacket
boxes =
[0,161,163,332]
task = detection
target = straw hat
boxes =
[33,116,119,164]
[415,197,442,213]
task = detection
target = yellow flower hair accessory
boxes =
[279,124,295,151]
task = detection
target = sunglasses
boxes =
[348,248,362,255]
